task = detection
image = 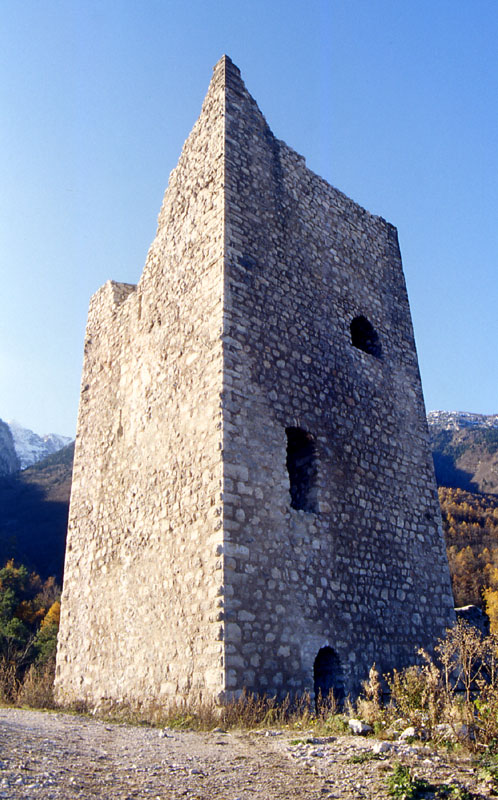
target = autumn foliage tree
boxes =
[0,559,60,699]
[439,487,498,628]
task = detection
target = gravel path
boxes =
[0,708,491,799]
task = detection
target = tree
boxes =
[0,560,60,680]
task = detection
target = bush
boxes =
[387,763,429,799]
[16,658,57,708]
[0,560,60,706]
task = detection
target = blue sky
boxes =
[1,0,496,437]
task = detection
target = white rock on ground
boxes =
[399,726,418,740]
[348,719,372,735]
[372,740,392,754]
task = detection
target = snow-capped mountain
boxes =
[427,410,498,431]
[6,420,73,470]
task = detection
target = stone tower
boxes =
[55,56,455,708]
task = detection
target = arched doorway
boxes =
[313,646,345,708]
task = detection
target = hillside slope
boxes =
[428,411,498,494]
[0,442,74,581]
[439,485,498,608]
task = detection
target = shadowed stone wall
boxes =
[56,56,455,708]
[221,59,454,697]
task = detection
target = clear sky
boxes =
[1,0,496,437]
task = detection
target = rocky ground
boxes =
[0,708,494,799]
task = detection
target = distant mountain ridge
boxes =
[4,419,72,470]
[0,419,20,476]
[428,411,498,495]
[0,441,74,581]
[428,410,498,431]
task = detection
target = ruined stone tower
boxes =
[55,56,455,707]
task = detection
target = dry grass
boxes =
[15,659,57,709]
[0,656,56,710]
[0,657,19,705]
[82,689,325,732]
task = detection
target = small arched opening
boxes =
[313,646,345,709]
[350,315,382,358]
[285,427,318,512]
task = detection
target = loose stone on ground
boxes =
[0,709,492,799]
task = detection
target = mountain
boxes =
[0,442,74,581]
[6,419,73,470]
[428,411,498,432]
[0,419,20,476]
[428,411,498,495]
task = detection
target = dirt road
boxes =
[0,708,489,798]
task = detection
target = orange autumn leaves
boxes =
[440,487,498,631]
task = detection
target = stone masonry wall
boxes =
[56,59,228,707]
[221,59,455,697]
[56,56,455,707]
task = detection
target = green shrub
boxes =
[386,763,429,799]
[0,560,60,706]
